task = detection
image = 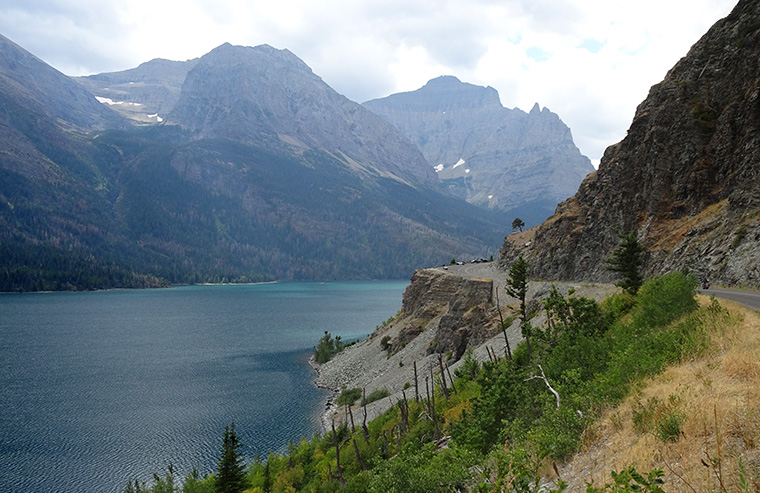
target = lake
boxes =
[0,280,408,492]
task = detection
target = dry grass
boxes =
[551,296,760,492]
[647,200,728,253]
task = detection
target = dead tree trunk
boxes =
[496,290,512,360]
[445,360,456,394]
[332,422,342,477]
[361,388,370,441]
[429,366,441,439]
[437,354,449,398]
[413,360,419,402]
[347,403,355,434]
[352,437,367,470]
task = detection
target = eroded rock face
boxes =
[500,0,760,287]
[392,268,495,360]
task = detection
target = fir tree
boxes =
[511,217,525,232]
[506,254,532,360]
[216,423,247,493]
[605,232,644,295]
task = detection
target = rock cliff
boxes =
[499,0,760,287]
[363,76,594,224]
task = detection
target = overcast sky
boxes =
[0,0,738,165]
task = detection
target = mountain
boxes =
[363,76,594,225]
[75,57,198,123]
[0,33,126,131]
[168,43,437,187]
[0,38,507,290]
[498,0,760,287]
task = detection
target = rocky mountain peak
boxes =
[168,43,437,187]
[499,0,760,287]
[363,77,593,222]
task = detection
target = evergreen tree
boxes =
[511,217,525,232]
[506,254,532,360]
[216,423,247,493]
[605,232,644,295]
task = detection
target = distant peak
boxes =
[530,103,541,114]
[425,75,463,86]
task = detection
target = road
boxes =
[437,262,760,311]
[703,287,760,311]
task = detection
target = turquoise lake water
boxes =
[0,280,408,492]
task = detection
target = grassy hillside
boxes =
[126,272,760,492]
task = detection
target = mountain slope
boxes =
[363,76,594,224]
[0,33,126,131]
[499,0,760,287]
[169,43,438,188]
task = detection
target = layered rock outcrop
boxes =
[500,0,760,287]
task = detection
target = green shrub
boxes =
[633,272,697,329]
[313,331,344,364]
[337,387,363,406]
[362,389,390,406]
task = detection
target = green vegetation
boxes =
[605,232,644,295]
[362,389,390,406]
[313,331,344,364]
[512,217,525,232]
[216,423,247,493]
[126,270,731,492]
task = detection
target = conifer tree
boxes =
[605,232,644,295]
[511,217,525,232]
[506,254,532,360]
[216,423,247,493]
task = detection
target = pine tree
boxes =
[216,423,247,493]
[506,254,532,360]
[605,232,644,295]
[511,217,525,232]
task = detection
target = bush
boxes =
[313,331,344,364]
[337,387,363,406]
[362,389,390,406]
[633,272,697,329]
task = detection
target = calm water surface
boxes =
[0,281,407,492]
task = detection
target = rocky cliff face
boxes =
[363,76,594,223]
[500,0,760,287]
[396,268,495,360]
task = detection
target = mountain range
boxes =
[4,35,552,290]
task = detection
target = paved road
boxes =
[702,287,760,311]
[438,263,760,311]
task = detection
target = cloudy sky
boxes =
[0,0,737,165]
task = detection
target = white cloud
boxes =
[0,0,738,162]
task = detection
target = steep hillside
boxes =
[364,76,594,224]
[499,0,760,287]
[0,34,125,131]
